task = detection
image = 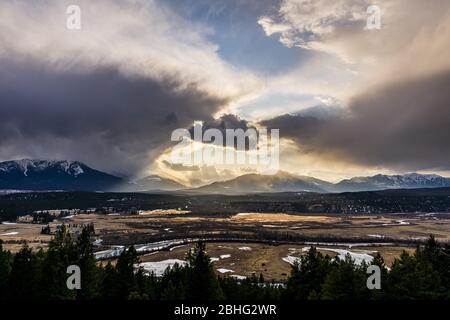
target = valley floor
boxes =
[2,210,449,281]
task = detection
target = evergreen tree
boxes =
[115,246,139,299]
[0,240,12,299]
[158,262,187,300]
[259,273,265,284]
[387,237,444,299]
[40,225,78,299]
[41,225,51,235]
[7,244,41,299]
[321,254,369,300]
[285,247,331,300]
[419,235,450,297]
[132,267,152,300]
[2,231,450,301]
[369,253,388,299]
[99,262,119,300]
[161,280,185,300]
[186,241,223,300]
[76,227,99,299]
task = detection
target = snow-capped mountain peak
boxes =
[334,173,450,192]
[0,159,85,177]
[0,159,123,191]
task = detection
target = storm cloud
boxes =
[187,114,257,148]
[263,71,450,171]
[0,61,227,176]
[0,0,257,177]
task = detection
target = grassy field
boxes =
[2,211,449,251]
[0,210,450,281]
[136,242,415,281]
[2,211,447,281]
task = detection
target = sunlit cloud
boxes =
[1,0,449,181]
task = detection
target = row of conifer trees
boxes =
[0,227,449,300]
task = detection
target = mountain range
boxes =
[190,171,450,194]
[0,159,122,192]
[126,175,186,192]
[332,173,450,192]
[0,159,182,192]
[1,159,450,194]
[190,171,332,194]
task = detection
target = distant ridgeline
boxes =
[2,160,450,194]
[2,188,450,222]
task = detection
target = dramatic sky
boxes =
[1,0,449,185]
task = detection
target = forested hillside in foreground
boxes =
[0,229,449,300]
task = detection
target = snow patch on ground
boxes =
[230,275,247,280]
[0,231,19,236]
[217,268,234,274]
[218,245,234,249]
[283,248,375,266]
[282,256,301,265]
[381,220,410,226]
[138,259,186,277]
[94,246,125,260]
[93,239,103,246]
[71,165,84,176]
[94,239,203,260]
[317,248,374,265]
[220,254,231,259]
[238,247,252,251]
[368,234,384,238]
[169,244,188,251]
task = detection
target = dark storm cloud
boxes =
[189,114,255,135]
[261,110,328,140]
[0,61,228,176]
[188,113,256,148]
[262,71,450,171]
